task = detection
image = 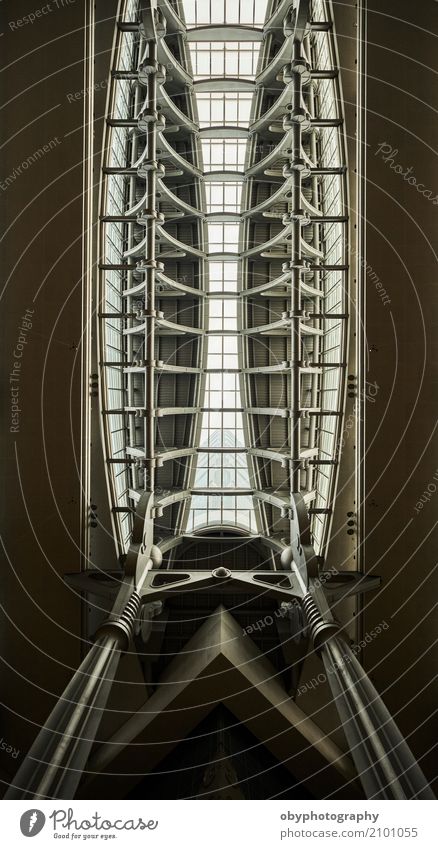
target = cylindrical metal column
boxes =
[289,40,305,493]
[307,78,321,495]
[323,632,435,800]
[302,593,435,800]
[6,588,141,800]
[142,29,158,494]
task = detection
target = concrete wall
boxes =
[0,0,90,786]
[362,0,438,789]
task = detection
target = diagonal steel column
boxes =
[5,580,142,800]
[6,491,160,800]
[302,592,436,800]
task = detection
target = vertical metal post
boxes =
[307,77,321,495]
[142,25,158,495]
[290,39,304,494]
[127,73,142,459]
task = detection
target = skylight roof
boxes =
[190,41,261,79]
[182,0,268,27]
[183,1,267,532]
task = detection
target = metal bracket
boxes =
[125,490,155,577]
[283,491,320,585]
[321,571,382,602]
[137,567,305,604]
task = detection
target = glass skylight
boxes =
[182,0,267,27]
[205,182,243,213]
[101,8,138,549]
[309,0,347,553]
[201,139,247,172]
[207,223,240,252]
[181,0,269,533]
[208,260,239,292]
[197,92,253,128]
[100,0,348,554]
[190,42,260,79]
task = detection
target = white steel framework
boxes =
[99,0,349,565]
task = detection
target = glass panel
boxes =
[184,2,264,532]
[182,0,268,26]
[196,92,253,128]
[101,13,139,549]
[190,42,261,79]
[205,182,242,213]
[201,139,247,172]
[207,223,240,252]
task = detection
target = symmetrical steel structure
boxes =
[98,0,348,555]
[6,0,435,801]
[242,0,349,557]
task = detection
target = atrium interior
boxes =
[0,0,436,801]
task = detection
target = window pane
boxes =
[186,4,260,533]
